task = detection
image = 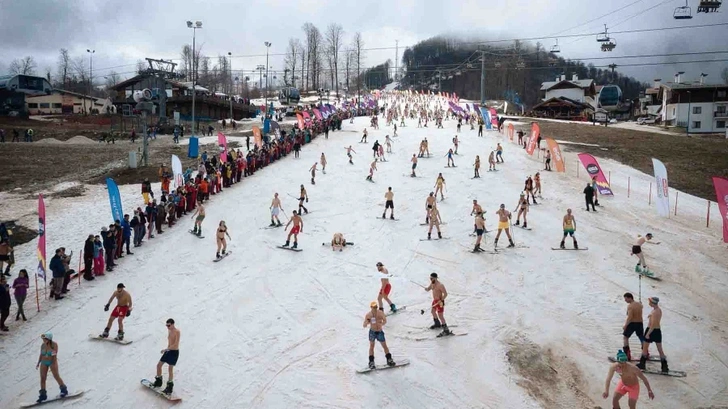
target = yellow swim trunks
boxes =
[498,221,509,230]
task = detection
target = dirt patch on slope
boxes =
[506,334,598,409]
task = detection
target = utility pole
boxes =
[480,50,486,105]
[256,65,265,91]
[395,40,399,83]
[86,49,94,114]
[264,42,272,110]
[228,52,233,121]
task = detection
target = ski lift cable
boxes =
[549,0,646,36]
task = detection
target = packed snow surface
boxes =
[1,101,727,409]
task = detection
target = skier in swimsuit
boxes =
[446,149,455,167]
[603,350,654,409]
[473,155,480,178]
[215,221,231,259]
[494,204,515,249]
[515,193,529,228]
[434,173,445,201]
[375,262,396,312]
[383,187,395,219]
[309,162,317,185]
[425,273,450,336]
[270,193,284,227]
[425,192,436,224]
[345,145,356,165]
[320,153,327,174]
[331,233,347,251]
[298,185,309,214]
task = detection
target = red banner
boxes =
[296,114,304,130]
[526,123,539,155]
[578,153,614,195]
[507,123,514,141]
[252,126,263,148]
[37,194,47,281]
[313,109,322,121]
[489,108,498,128]
[545,138,565,173]
[302,111,311,127]
[712,176,728,242]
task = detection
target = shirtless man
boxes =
[534,172,542,197]
[425,192,437,224]
[427,207,443,240]
[452,135,459,154]
[309,162,317,185]
[423,138,430,157]
[270,193,284,227]
[283,210,304,249]
[473,212,486,252]
[434,173,446,201]
[622,292,644,361]
[545,149,552,171]
[473,155,481,178]
[101,283,132,340]
[494,204,515,248]
[496,143,504,163]
[559,208,578,249]
[514,193,529,228]
[190,202,205,236]
[363,301,395,369]
[298,185,309,214]
[488,150,496,171]
[375,262,397,312]
[471,199,484,234]
[152,318,181,395]
[524,176,537,204]
[360,128,368,143]
[631,234,654,275]
[331,232,347,251]
[383,187,395,219]
[385,135,393,153]
[365,160,378,182]
[215,221,231,259]
[639,297,668,372]
[445,149,455,167]
[345,145,356,165]
[603,350,654,409]
[320,153,327,174]
[425,272,450,335]
[410,154,418,177]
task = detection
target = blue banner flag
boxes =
[106,177,124,222]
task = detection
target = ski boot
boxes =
[101,328,110,338]
[59,385,68,398]
[115,331,124,341]
[390,215,394,220]
[276,221,282,227]
[390,303,397,313]
[661,358,669,373]
[269,220,276,227]
[196,229,202,237]
[152,375,163,388]
[382,213,386,219]
[623,345,632,361]
[439,325,452,337]
[162,381,174,395]
[368,355,376,370]
[559,241,566,250]
[508,240,515,248]
[193,226,199,234]
[635,264,642,273]
[385,353,396,367]
[642,268,654,277]
[292,242,298,249]
[221,249,227,256]
[533,199,538,205]
[523,222,527,228]
[37,389,47,403]
[215,252,221,259]
[514,220,520,226]
[573,240,579,250]
[438,231,442,239]
[430,318,442,329]
[637,355,647,370]
[282,240,290,247]
[427,233,431,240]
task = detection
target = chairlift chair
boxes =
[601,40,617,52]
[597,24,611,42]
[698,0,722,12]
[674,0,693,18]
[494,62,502,68]
[550,39,561,53]
[516,61,526,69]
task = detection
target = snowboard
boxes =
[420,237,450,241]
[213,251,232,262]
[321,242,355,246]
[605,360,685,377]
[517,226,532,230]
[637,271,661,281]
[377,217,399,221]
[551,247,588,251]
[608,356,661,363]
[277,246,303,252]
[386,306,407,316]
[188,230,205,239]
[20,391,84,408]
[444,166,457,168]
[356,359,410,374]
[468,230,491,236]
[487,169,500,172]
[263,225,283,230]
[419,222,447,226]
[437,331,468,338]
[140,379,183,401]
[88,334,132,345]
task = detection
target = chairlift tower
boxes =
[142,58,180,123]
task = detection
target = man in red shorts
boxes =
[425,272,449,335]
[283,210,304,249]
[101,283,133,341]
[376,262,397,313]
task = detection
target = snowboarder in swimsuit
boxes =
[283,211,303,249]
[191,203,205,237]
[36,332,68,403]
[603,350,654,409]
[363,301,395,369]
[152,318,181,395]
[298,185,309,214]
[560,208,578,249]
[101,283,132,340]
[376,262,396,312]
[215,221,231,259]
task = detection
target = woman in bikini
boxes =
[434,173,446,201]
[215,221,232,259]
[36,332,68,403]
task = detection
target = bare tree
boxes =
[352,32,365,101]
[325,23,344,97]
[9,56,37,75]
[299,47,306,92]
[105,71,121,90]
[136,59,146,74]
[72,57,88,84]
[57,48,71,88]
[344,49,352,93]
[285,38,302,88]
[180,45,193,78]
[722,67,728,84]
[303,23,323,91]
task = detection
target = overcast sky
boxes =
[1,0,726,87]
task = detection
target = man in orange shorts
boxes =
[101,283,133,341]
[425,272,449,335]
[376,262,397,313]
[603,350,655,409]
[283,210,303,249]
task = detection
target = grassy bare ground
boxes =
[531,120,728,200]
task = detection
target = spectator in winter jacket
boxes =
[49,249,65,300]
[59,248,75,291]
[141,178,153,204]
[156,203,166,234]
[12,269,29,321]
[130,212,140,247]
[93,236,104,275]
[136,208,147,244]
[145,202,157,239]
[83,235,95,281]
[0,275,10,331]
[0,238,12,277]
[102,227,115,272]
[114,220,124,259]
[121,214,133,255]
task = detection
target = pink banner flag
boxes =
[217,132,228,162]
[313,109,322,120]
[712,176,728,242]
[37,194,47,281]
[526,123,539,155]
[578,153,614,195]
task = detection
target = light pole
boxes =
[264,42,272,111]
[86,49,94,114]
[228,52,233,121]
[186,20,202,134]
